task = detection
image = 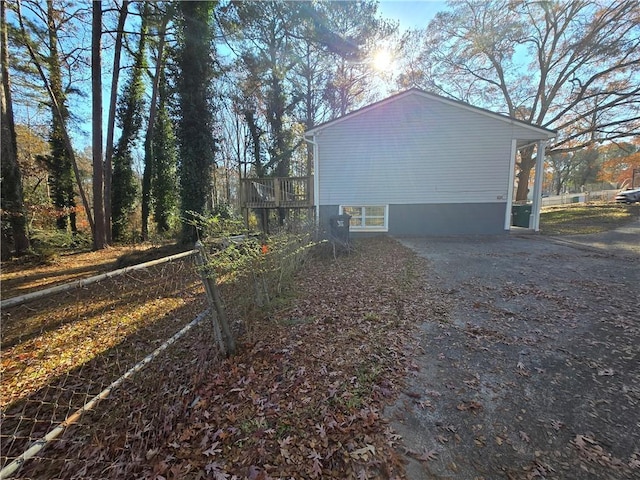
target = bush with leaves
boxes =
[189,213,318,340]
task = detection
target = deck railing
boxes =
[240,176,313,208]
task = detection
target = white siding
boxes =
[315,93,526,205]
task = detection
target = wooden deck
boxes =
[240,177,313,209]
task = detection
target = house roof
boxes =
[305,88,557,140]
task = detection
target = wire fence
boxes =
[0,231,315,479]
[0,249,218,479]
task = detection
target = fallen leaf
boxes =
[349,444,376,460]
[414,448,438,462]
[202,441,221,457]
[457,400,483,412]
[145,448,158,460]
[550,420,564,431]
[474,436,486,447]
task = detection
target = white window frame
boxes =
[339,205,389,232]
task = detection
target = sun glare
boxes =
[372,49,394,72]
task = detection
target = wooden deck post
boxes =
[274,178,281,207]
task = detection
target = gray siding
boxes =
[315,93,516,206]
[319,203,507,236]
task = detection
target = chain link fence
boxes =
[0,232,314,479]
[0,250,219,479]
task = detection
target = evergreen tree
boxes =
[46,0,76,232]
[13,0,95,234]
[104,1,131,243]
[175,1,217,243]
[141,2,171,240]
[152,72,178,233]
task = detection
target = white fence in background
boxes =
[541,189,620,207]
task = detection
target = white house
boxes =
[304,88,556,236]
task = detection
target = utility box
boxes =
[329,215,351,244]
[511,204,532,228]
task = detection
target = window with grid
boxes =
[340,205,388,231]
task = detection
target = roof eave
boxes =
[305,88,557,140]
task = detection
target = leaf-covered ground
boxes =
[1,255,208,479]
[7,220,637,480]
[0,243,188,299]
[8,237,436,479]
[142,238,434,479]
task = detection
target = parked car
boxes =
[615,187,640,204]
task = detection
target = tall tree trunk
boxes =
[151,75,178,234]
[176,1,217,244]
[111,3,148,241]
[104,0,129,243]
[1,0,30,258]
[92,0,106,249]
[244,109,263,176]
[141,8,168,241]
[515,146,536,202]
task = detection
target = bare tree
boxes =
[104,0,130,243]
[400,0,640,201]
[141,2,171,241]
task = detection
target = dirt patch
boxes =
[388,233,640,479]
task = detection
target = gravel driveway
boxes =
[387,222,640,479]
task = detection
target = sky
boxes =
[378,1,447,30]
[369,1,448,94]
[13,1,449,150]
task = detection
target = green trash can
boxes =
[511,204,532,227]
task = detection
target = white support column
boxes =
[504,139,518,230]
[313,140,320,226]
[305,134,321,226]
[530,140,546,231]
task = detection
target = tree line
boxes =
[2,0,638,259]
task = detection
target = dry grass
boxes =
[540,202,640,235]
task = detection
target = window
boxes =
[340,205,388,231]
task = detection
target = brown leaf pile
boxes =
[142,237,432,479]
[10,237,434,479]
